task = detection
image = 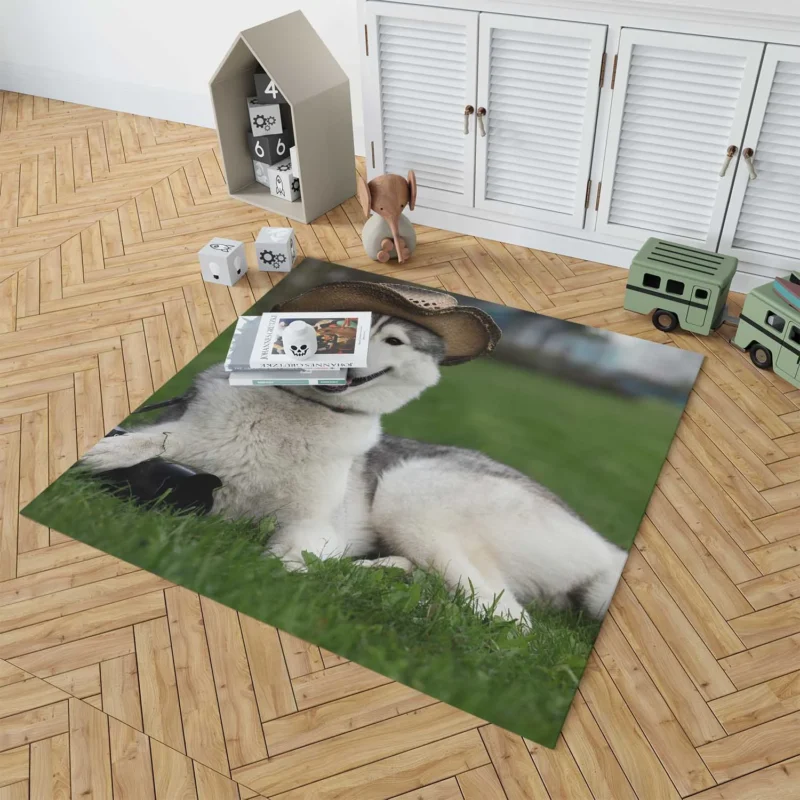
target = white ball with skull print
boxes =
[281,321,318,360]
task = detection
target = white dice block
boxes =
[267,158,300,201]
[253,160,270,189]
[247,97,288,137]
[255,226,296,273]
[289,146,300,179]
[198,237,246,286]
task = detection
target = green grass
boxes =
[23,320,685,746]
[26,469,600,747]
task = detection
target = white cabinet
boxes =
[719,44,800,270]
[474,15,606,227]
[595,29,764,248]
[360,1,800,285]
[363,3,606,222]
[363,2,479,207]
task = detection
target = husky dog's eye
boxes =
[385,336,403,346]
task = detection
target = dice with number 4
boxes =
[247,129,294,166]
[254,72,287,104]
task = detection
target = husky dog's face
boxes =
[296,315,445,414]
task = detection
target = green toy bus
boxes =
[624,238,800,390]
[624,238,738,335]
[733,278,800,384]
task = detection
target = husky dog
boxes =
[82,314,626,623]
[82,316,443,569]
[365,437,627,621]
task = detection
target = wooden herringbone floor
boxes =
[1,93,800,799]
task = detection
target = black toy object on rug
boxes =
[93,428,221,515]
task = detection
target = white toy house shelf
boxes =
[210,11,355,223]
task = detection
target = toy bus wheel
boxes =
[652,309,679,332]
[750,344,773,370]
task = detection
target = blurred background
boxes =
[474,302,702,405]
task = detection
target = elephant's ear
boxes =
[407,170,417,211]
[356,172,372,218]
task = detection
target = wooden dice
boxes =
[247,129,295,166]
[254,71,288,104]
[247,97,292,137]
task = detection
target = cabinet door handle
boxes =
[743,147,758,180]
[464,105,474,135]
[476,107,487,137]
[719,145,737,177]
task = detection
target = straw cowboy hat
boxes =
[276,281,501,366]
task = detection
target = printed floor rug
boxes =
[23,258,703,748]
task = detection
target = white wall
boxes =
[0,0,365,154]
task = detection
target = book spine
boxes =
[248,360,362,370]
[229,377,346,386]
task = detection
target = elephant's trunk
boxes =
[387,216,404,263]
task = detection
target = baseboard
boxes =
[0,62,215,128]
[409,205,777,295]
[0,62,366,156]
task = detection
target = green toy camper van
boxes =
[625,239,800,390]
[624,238,738,335]
[733,274,800,383]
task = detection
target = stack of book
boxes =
[224,312,372,386]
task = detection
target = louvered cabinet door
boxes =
[596,30,764,248]
[474,15,607,227]
[719,45,800,270]
[363,1,479,207]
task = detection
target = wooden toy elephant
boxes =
[357,171,417,264]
